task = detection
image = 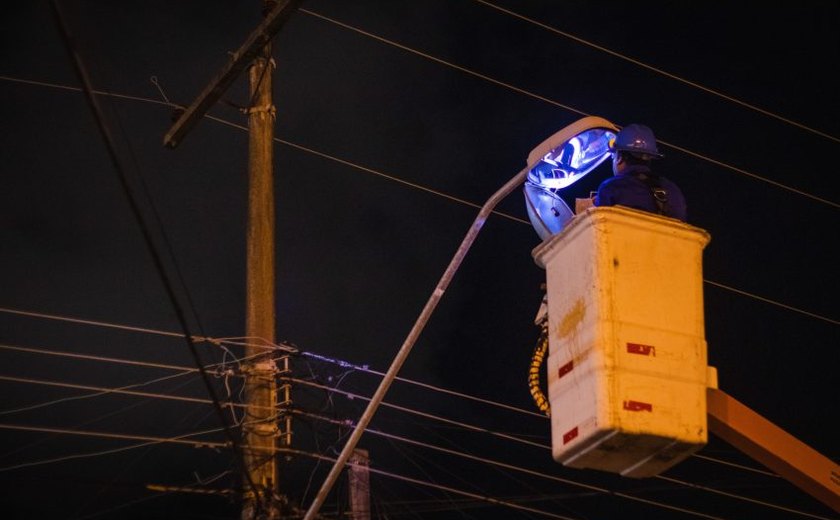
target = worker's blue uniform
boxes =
[594,164,687,222]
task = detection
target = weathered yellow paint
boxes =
[533,206,712,478]
[556,298,585,340]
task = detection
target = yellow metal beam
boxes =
[707,388,840,513]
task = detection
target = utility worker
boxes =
[594,124,687,222]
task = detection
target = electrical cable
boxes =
[294,410,664,516]
[4,72,840,302]
[293,9,840,210]
[288,377,549,451]
[655,475,831,519]
[3,13,837,512]
[2,343,796,518]
[0,345,823,517]
[295,369,829,518]
[283,447,729,520]
[0,374,254,411]
[300,349,547,419]
[47,2,264,510]
[0,369,195,416]
[471,0,840,145]
[0,343,195,373]
[0,423,228,472]
[285,448,583,520]
[2,302,835,434]
[6,3,835,516]
[0,336,811,480]
[326,367,833,515]
[0,318,546,421]
[0,332,808,489]
[0,305,203,341]
[72,492,168,520]
[297,410,833,520]
[10,70,836,238]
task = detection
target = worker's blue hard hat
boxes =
[610,124,663,157]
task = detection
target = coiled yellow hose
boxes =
[529,326,550,417]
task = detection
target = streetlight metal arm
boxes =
[302,167,530,520]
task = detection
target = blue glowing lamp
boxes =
[524,116,618,240]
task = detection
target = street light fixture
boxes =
[303,115,620,520]
[524,116,618,240]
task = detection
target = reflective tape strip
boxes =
[623,400,653,412]
[557,360,574,379]
[627,343,656,356]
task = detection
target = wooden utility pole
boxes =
[161,1,301,518]
[348,450,371,520]
[240,27,281,520]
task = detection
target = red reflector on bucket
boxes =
[627,343,655,356]
[558,360,574,379]
[623,400,653,412]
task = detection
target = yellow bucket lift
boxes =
[533,205,715,478]
[524,119,837,512]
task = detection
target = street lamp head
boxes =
[524,116,618,240]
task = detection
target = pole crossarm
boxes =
[162,0,302,149]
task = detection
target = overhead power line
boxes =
[47,1,258,498]
[3,72,839,220]
[5,3,835,516]
[297,410,830,520]
[0,423,228,472]
[291,376,833,518]
[283,447,740,520]
[0,336,794,488]
[5,80,838,322]
[0,332,547,430]
[0,388,820,519]
[5,349,540,448]
[293,8,840,210]
[0,324,544,423]
[1,336,819,516]
[472,0,840,145]
[296,10,840,208]
[0,304,201,340]
[0,343,200,373]
[300,350,547,419]
[704,281,839,326]
[0,421,586,520]
[0,373,252,411]
[289,377,549,451]
[0,345,589,451]
[655,475,830,520]
[5,45,840,213]
[0,314,833,479]
[3,29,840,321]
[283,447,586,520]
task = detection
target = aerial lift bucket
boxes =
[533,206,716,477]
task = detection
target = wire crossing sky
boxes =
[1,1,838,519]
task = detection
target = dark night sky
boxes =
[1,1,838,519]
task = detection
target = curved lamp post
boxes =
[303,115,619,520]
